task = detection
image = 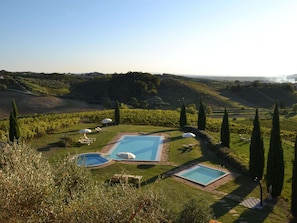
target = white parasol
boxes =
[102,118,113,124]
[79,129,92,134]
[116,152,136,159]
[182,132,196,138]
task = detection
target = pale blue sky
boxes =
[1,0,297,76]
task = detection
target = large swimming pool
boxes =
[106,135,164,161]
[175,164,229,186]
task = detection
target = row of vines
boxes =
[0,108,296,141]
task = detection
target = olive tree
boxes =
[0,141,172,222]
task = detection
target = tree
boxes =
[206,105,213,115]
[220,108,230,147]
[12,98,18,117]
[114,100,120,125]
[179,103,187,129]
[140,100,149,109]
[129,97,139,107]
[198,99,206,130]
[249,108,265,180]
[9,99,20,142]
[266,102,284,197]
[0,141,171,222]
[186,103,197,114]
[291,136,297,217]
[292,103,297,113]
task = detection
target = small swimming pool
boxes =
[77,153,111,167]
[107,135,164,161]
[175,164,229,186]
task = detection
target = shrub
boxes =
[178,196,214,223]
[0,141,56,222]
[0,141,172,222]
[59,136,73,148]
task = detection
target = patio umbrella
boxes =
[116,152,136,159]
[102,118,112,124]
[79,129,92,134]
[182,132,196,138]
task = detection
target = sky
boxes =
[1,0,297,77]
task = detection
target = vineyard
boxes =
[1,108,297,142]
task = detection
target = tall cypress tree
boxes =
[291,136,297,217]
[220,108,230,147]
[12,98,18,117]
[266,102,284,197]
[114,100,120,125]
[9,99,20,142]
[179,103,187,129]
[249,108,265,180]
[198,99,206,130]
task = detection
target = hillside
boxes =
[0,70,297,118]
[0,90,99,118]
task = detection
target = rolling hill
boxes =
[0,70,296,118]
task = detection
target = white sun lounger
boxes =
[79,138,93,145]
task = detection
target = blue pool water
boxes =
[77,153,110,167]
[107,135,164,161]
[175,165,229,186]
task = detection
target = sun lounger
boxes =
[95,127,102,132]
[82,135,96,142]
[78,138,93,145]
[85,137,96,142]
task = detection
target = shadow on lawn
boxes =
[37,142,58,152]
[144,129,178,135]
[210,176,258,220]
[37,139,81,152]
[232,198,277,223]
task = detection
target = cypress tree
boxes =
[291,135,297,217]
[266,102,284,197]
[9,99,20,142]
[198,99,206,130]
[179,103,187,129]
[12,99,18,117]
[114,100,120,125]
[220,108,230,147]
[249,108,265,180]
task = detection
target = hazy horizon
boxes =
[1,1,297,76]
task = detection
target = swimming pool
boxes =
[107,135,164,161]
[77,153,111,167]
[175,164,229,186]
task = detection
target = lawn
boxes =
[31,123,293,222]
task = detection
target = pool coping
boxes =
[174,164,230,186]
[76,152,115,168]
[171,163,240,191]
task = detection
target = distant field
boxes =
[0,90,99,118]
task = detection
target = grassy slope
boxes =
[31,124,293,222]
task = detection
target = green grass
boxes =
[31,124,295,222]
